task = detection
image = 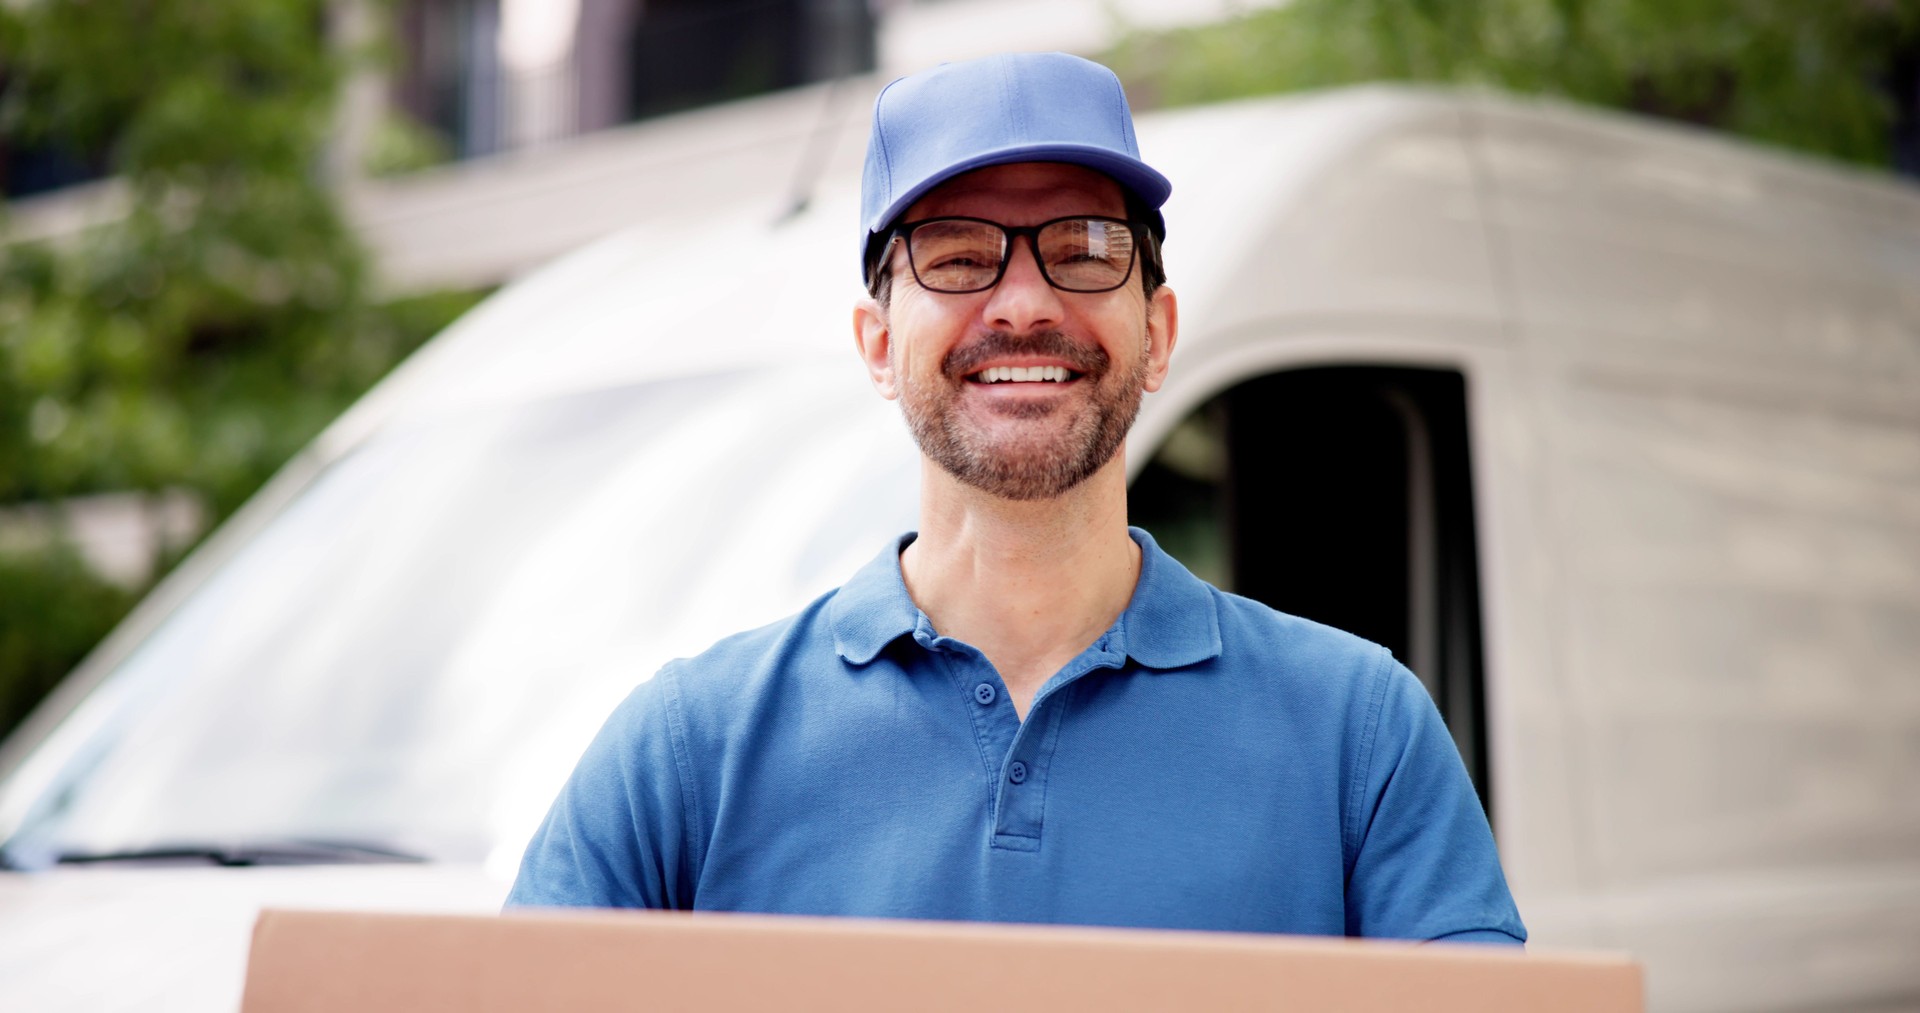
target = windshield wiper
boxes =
[55,837,429,867]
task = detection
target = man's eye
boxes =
[927,251,997,270]
[1048,247,1109,267]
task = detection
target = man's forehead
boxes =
[905,162,1127,219]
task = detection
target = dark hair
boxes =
[865,190,1166,310]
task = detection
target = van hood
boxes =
[0,863,508,1012]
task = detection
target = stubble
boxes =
[897,329,1147,502]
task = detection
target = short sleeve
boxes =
[1344,652,1527,944]
[505,665,696,910]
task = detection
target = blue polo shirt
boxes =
[508,528,1526,944]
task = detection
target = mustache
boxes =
[942,331,1110,380]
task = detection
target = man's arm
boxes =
[505,666,696,910]
[1343,654,1527,944]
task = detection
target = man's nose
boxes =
[982,235,1065,335]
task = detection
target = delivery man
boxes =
[508,51,1526,944]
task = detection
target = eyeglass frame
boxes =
[879,215,1152,295]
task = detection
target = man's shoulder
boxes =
[1213,587,1397,671]
[1201,584,1397,696]
[642,577,901,762]
[1132,530,1389,691]
[664,585,847,693]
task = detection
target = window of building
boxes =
[390,0,875,161]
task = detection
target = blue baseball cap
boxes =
[859,52,1171,283]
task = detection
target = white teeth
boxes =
[978,365,1071,383]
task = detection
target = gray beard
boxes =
[897,330,1146,502]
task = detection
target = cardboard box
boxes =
[241,908,1642,1012]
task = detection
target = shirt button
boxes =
[1008,761,1029,785]
[973,682,997,706]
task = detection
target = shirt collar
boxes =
[830,527,1222,670]
[1112,526,1224,669]
[829,532,924,665]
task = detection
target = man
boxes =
[508,52,1526,944]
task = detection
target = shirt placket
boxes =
[929,628,1128,852]
[919,618,1021,820]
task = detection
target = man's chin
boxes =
[958,412,1082,447]
[949,462,1102,502]
[930,435,1116,502]
[902,374,1142,502]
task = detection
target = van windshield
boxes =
[0,366,916,870]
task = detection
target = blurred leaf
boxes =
[1109,0,1920,171]
[0,1,494,737]
[365,109,452,177]
[0,539,137,740]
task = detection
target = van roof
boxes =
[318,84,1920,465]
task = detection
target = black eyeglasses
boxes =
[886,215,1146,294]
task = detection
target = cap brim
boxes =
[865,142,1172,238]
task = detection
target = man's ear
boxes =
[852,296,899,400]
[1141,285,1179,394]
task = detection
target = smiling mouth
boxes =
[967,365,1082,384]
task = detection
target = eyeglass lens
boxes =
[908,218,1137,293]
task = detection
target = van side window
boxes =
[1130,367,1490,809]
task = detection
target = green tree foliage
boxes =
[0,542,135,742]
[0,2,485,739]
[1,0,376,513]
[1110,0,1920,169]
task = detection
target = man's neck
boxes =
[900,456,1141,718]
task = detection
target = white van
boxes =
[1,86,1915,1013]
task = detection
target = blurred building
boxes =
[13,0,1916,292]
[387,0,877,160]
[3,0,1264,293]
